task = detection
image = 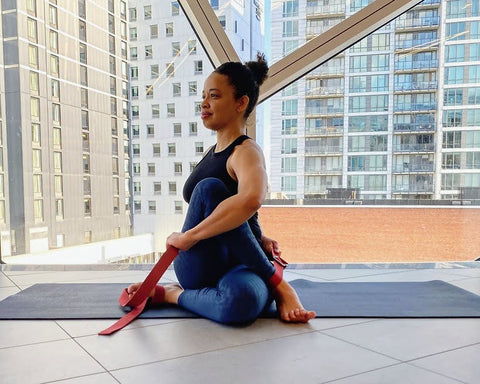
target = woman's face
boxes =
[201,72,246,131]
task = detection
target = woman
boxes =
[128,53,315,324]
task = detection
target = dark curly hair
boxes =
[214,52,269,119]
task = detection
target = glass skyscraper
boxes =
[269,0,480,201]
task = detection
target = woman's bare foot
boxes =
[272,280,316,323]
[127,282,184,305]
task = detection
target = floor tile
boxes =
[0,339,105,384]
[0,273,14,288]
[0,320,68,348]
[327,363,463,384]
[76,318,315,371]
[411,343,480,383]
[57,318,189,338]
[0,286,20,301]
[322,318,480,361]
[111,332,397,384]
[52,372,119,384]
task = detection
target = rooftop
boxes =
[1,261,479,384]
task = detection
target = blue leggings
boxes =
[174,178,276,324]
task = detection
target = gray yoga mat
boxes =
[1,280,480,319]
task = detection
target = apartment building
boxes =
[129,0,265,244]
[269,0,480,200]
[0,0,131,256]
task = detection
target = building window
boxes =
[166,22,174,36]
[129,7,137,21]
[167,103,175,117]
[152,104,160,118]
[172,83,181,96]
[166,63,175,77]
[51,55,60,76]
[174,162,182,175]
[218,15,226,29]
[168,143,176,156]
[154,182,162,195]
[175,201,183,214]
[147,163,155,175]
[30,72,39,93]
[144,5,152,19]
[130,27,137,40]
[189,122,198,136]
[189,81,197,95]
[153,143,161,157]
[145,45,153,59]
[34,199,44,222]
[173,123,182,136]
[188,39,197,54]
[148,200,156,214]
[134,200,141,213]
[132,143,140,156]
[27,18,37,42]
[147,124,155,136]
[32,123,41,146]
[32,149,42,172]
[172,41,181,56]
[29,45,38,67]
[130,47,138,60]
[150,24,158,38]
[131,66,138,79]
[169,182,177,195]
[49,5,58,28]
[79,20,86,41]
[194,102,202,115]
[146,85,153,98]
[151,64,159,78]
[194,60,203,74]
[172,2,180,15]
[84,198,91,216]
[84,230,92,243]
[195,142,204,155]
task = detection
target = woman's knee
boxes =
[192,178,230,201]
[216,274,269,324]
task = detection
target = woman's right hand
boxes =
[166,231,198,251]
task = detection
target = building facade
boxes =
[0,0,131,256]
[269,0,480,200]
[128,0,265,245]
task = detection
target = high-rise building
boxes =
[0,0,131,256]
[128,0,265,244]
[269,0,480,201]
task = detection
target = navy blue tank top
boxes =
[183,135,263,245]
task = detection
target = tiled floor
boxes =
[1,262,479,384]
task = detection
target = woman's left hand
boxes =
[166,231,198,251]
[261,235,281,256]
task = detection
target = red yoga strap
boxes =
[98,246,179,336]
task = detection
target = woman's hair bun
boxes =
[245,52,269,86]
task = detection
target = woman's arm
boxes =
[166,140,267,250]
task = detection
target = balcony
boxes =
[392,184,434,193]
[394,81,438,92]
[395,60,439,71]
[306,126,344,136]
[394,103,437,112]
[393,143,435,152]
[392,163,435,173]
[395,16,440,30]
[305,145,343,155]
[306,3,345,17]
[393,123,436,132]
